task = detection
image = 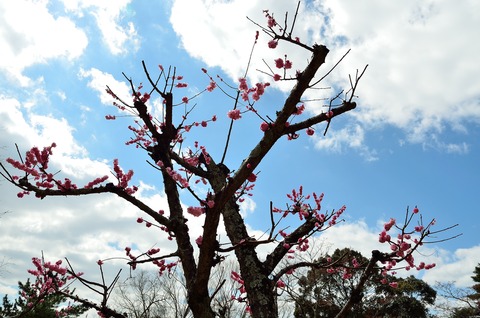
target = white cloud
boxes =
[169,0,480,153]
[78,67,132,106]
[62,0,139,55]
[422,245,480,288]
[312,124,378,161]
[0,0,88,86]
[239,196,257,217]
[0,94,111,180]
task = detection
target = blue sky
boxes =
[1,0,479,312]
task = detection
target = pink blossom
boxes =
[187,206,204,217]
[206,81,216,92]
[306,128,315,136]
[230,271,243,284]
[196,236,203,246]
[84,175,109,189]
[425,263,436,270]
[260,122,270,132]
[273,74,281,81]
[97,260,104,266]
[384,218,396,231]
[295,104,305,115]
[389,282,398,288]
[413,207,419,214]
[227,109,242,120]
[274,58,284,69]
[238,78,248,91]
[182,97,189,104]
[247,173,257,182]
[276,280,286,288]
[267,16,276,28]
[284,60,292,69]
[268,40,278,48]
[147,248,160,255]
[379,230,391,243]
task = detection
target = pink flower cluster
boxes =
[84,175,109,189]
[182,115,217,134]
[169,167,189,187]
[274,56,292,70]
[7,143,117,197]
[377,210,437,272]
[187,206,205,217]
[125,246,137,270]
[227,109,242,120]
[7,143,56,178]
[125,123,153,148]
[201,67,218,93]
[230,271,246,296]
[238,78,270,102]
[132,83,151,103]
[272,187,346,258]
[113,159,137,194]
[25,257,81,310]
[206,81,216,92]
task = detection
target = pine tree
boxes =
[0,279,87,318]
[292,248,436,318]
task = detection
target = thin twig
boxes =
[310,49,351,87]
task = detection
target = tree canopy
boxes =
[291,248,436,318]
[0,278,87,318]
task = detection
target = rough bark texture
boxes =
[217,45,332,318]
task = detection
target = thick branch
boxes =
[58,291,127,318]
[263,216,319,274]
[16,182,170,227]
[219,45,330,207]
[283,101,357,135]
[334,252,380,318]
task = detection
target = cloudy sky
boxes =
[1,0,479,312]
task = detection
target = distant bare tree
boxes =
[435,279,480,318]
[0,211,11,277]
[114,261,250,318]
[114,270,189,318]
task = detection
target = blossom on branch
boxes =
[227,109,242,120]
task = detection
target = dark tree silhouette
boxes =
[438,263,480,318]
[0,278,87,317]
[291,248,436,318]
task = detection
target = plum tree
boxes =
[0,3,457,318]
